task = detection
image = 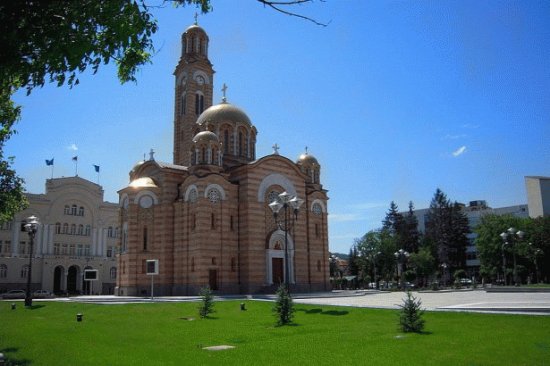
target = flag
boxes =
[93,165,100,173]
[45,158,54,166]
[72,156,78,161]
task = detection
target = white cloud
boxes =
[452,146,467,157]
[461,123,479,129]
[328,213,364,222]
[442,134,467,140]
[68,143,78,151]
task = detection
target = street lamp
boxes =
[440,263,448,287]
[24,215,40,307]
[529,243,543,284]
[394,249,409,290]
[370,251,382,289]
[269,191,304,291]
[500,227,524,286]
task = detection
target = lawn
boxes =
[1,300,549,365]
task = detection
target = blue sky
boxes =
[6,1,550,254]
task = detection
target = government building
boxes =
[116,21,330,295]
[0,177,118,295]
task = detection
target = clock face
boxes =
[196,75,205,85]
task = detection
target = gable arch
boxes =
[257,174,296,202]
[310,199,327,213]
[133,190,159,205]
[184,184,199,202]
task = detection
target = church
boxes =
[116,21,330,295]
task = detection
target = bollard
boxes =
[11,303,16,310]
[76,313,83,322]
[240,303,246,311]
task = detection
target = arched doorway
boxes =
[53,266,64,294]
[266,230,294,285]
[67,265,79,294]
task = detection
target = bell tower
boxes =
[173,20,214,166]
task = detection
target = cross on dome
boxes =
[272,143,280,155]
[194,12,198,25]
[221,83,228,102]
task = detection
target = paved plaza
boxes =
[293,289,550,315]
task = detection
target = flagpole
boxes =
[51,164,54,179]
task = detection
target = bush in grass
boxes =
[398,291,425,333]
[198,286,215,318]
[273,284,294,326]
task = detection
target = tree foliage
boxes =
[273,284,294,326]
[398,291,425,333]
[198,286,215,318]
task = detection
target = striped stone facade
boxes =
[116,23,329,296]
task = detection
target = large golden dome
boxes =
[196,101,252,128]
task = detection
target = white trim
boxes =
[265,229,295,285]
[310,199,327,213]
[183,184,199,202]
[133,191,159,205]
[257,173,296,202]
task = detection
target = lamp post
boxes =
[440,263,448,287]
[24,215,40,307]
[394,249,409,290]
[500,242,508,285]
[529,243,543,284]
[370,251,381,289]
[500,227,524,286]
[269,191,304,291]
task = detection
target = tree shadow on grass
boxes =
[1,347,33,365]
[296,308,349,316]
[26,304,45,310]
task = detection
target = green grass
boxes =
[1,300,549,365]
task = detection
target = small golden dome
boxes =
[297,153,319,166]
[192,130,219,144]
[129,177,158,188]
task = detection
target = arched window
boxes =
[21,265,29,278]
[55,222,61,234]
[0,264,7,278]
[63,223,68,234]
[64,205,70,215]
[71,205,77,215]
[195,93,204,115]
[224,130,229,153]
[238,131,243,156]
[143,226,148,251]
[211,213,215,229]
[108,226,113,238]
[70,224,76,235]
[79,206,84,216]
[110,267,117,280]
[85,225,91,236]
[78,224,84,236]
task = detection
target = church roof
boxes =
[196,101,252,128]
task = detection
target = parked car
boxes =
[460,278,473,285]
[33,290,53,298]
[1,290,26,299]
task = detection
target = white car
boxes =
[33,290,53,298]
[1,290,26,299]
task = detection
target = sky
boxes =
[6,0,550,254]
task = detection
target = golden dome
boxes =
[297,152,319,166]
[129,177,158,188]
[192,130,219,144]
[196,101,252,128]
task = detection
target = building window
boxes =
[2,241,10,254]
[19,241,26,255]
[192,214,196,230]
[21,265,29,278]
[211,213,215,229]
[108,226,113,238]
[69,244,75,256]
[107,246,113,258]
[143,227,148,251]
[207,188,220,204]
[63,223,68,234]
[0,264,7,278]
[315,223,320,238]
[70,224,76,235]
[84,245,91,256]
[55,222,61,234]
[195,93,204,115]
[181,94,187,115]
[224,130,229,153]
[61,244,68,255]
[191,257,195,272]
[79,206,85,216]
[110,267,117,280]
[238,132,243,156]
[54,243,60,255]
[230,216,234,231]
[212,257,216,265]
[85,225,91,236]
[64,205,70,215]
[78,224,84,236]
[77,244,83,256]
[71,205,77,215]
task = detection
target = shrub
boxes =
[398,291,425,333]
[198,286,215,318]
[273,284,294,326]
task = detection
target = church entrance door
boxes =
[209,270,218,290]
[53,266,63,294]
[272,258,284,285]
[67,266,78,294]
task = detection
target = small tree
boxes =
[273,284,294,326]
[398,291,425,333]
[198,286,215,318]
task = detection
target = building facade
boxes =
[525,176,550,218]
[116,22,330,296]
[408,200,529,276]
[0,177,118,295]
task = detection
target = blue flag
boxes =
[93,165,100,173]
[45,158,54,166]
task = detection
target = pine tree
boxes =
[403,201,420,253]
[382,201,405,236]
[273,284,294,326]
[198,286,215,318]
[398,291,425,333]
